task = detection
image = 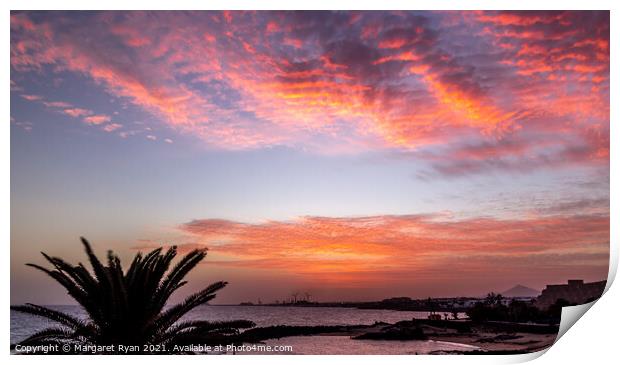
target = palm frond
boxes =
[153,281,227,333]
[154,249,207,308]
[13,238,242,353]
[19,327,80,346]
[80,237,110,288]
[155,319,255,345]
[11,303,90,333]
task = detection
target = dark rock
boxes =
[353,325,427,341]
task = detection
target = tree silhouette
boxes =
[450,307,459,320]
[11,238,254,354]
[484,292,504,306]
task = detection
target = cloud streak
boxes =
[179,211,609,286]
[10,11,609,175]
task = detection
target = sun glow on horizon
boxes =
[10,10,609,303]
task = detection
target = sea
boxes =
[10,305,478,354]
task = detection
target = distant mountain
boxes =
[501,285,540,298]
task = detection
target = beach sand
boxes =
[290,321,558,354]
[425,331,556,353]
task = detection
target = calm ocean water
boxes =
[10,305,475,354]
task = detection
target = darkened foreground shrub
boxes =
[466,293,570,324]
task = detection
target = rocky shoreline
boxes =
[239,319,558,354]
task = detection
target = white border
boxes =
[3,1,618,365]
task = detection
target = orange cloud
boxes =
[180,212,609,286]
[378,38,408,49]
[131,239,208,254]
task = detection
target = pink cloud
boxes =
[10,11,609,174]
[42,101,73,108]
[102,123,122,132]
[83,114,111,125]
[20,94,42,101]
[63,108,92,117]
[11,117,33,132]
[118,130,139,138]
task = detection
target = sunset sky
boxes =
[10,11,609,304]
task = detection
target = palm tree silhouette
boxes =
[11,238,254,354]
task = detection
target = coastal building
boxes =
[535,280,606,310]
